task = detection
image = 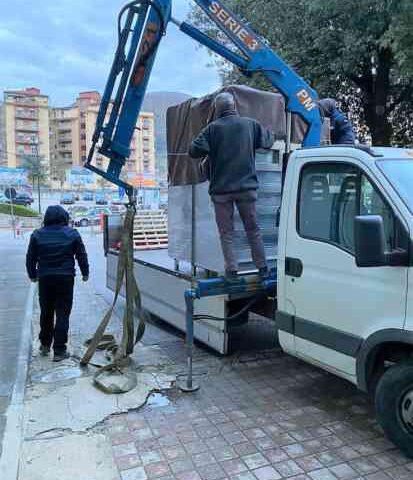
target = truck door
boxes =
[284,158,408,379]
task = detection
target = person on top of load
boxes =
[189,92,274,280]
[318,98,356,145]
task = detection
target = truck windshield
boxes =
[378,159,413,212]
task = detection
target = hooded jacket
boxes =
[26,205,89,279]
[189,108,274,195]
[318,98,355,145]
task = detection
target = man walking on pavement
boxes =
[26,205,89,362]
[190,92,274,280]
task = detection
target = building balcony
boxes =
[15,112,39,120]
[15,124,39,133]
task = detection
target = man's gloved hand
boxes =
[82,276,89,282]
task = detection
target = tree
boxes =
[22,155,48,215]
[190,0,413,145]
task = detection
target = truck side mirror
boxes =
[354,215,386,267]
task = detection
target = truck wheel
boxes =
[375,363,413,458]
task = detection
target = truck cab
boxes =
[277,145,413,455]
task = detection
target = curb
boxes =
[0,282,36,480]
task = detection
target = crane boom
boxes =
[85,0,322,195]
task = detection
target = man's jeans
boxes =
[212,190,267,273]
[38,275,74,354]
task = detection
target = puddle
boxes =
[33,367,83,384]
[146,392,170,408]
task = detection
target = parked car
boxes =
[74,192,80,201]
[72,207,111,227]
[95,193,108,205]
[60,192,76,205]
[12,192,34,206]
[82,191,94,201]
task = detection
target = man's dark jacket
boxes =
[189,110,273,195]
[26,205,89,279]
[330,108,356,145]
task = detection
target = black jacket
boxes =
[189,110,273,195]
[26,205,89,279]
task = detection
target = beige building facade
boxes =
[3,87,50,171]
[50,91,156,189]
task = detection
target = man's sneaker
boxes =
[39,345,50,356]
[53,351,70,362]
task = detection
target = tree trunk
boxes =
[363,48,393,146]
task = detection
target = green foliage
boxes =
[190,0,413,145]
[22,156,48,185]
[0,203,39,217]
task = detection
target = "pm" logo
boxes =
[296,89,317,112]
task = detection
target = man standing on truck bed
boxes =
[318,98,356,145]
[190,92,274,279]
[26,205,89,362]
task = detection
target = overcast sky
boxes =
[0,0,221,106]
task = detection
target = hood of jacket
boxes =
[43,205,69,226]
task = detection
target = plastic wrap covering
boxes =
[168,150,280,273]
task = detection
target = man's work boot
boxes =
[39,345,50,356]
[225,270,238,283]
[53,351,70,362]
[259,267,270,281]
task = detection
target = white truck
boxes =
[106,144,413,456]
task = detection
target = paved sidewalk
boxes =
[16,232,413,479]
[0,231,32,460]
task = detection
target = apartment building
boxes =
[50,91,156,188]
[3,87,50,170]
[0,102,6,167]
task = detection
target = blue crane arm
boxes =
[85,0,322,196]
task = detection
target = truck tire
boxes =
[375,363,413,458]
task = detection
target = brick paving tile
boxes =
[140,450,164,465]
[178,430,200,444]
[320,436,345,449]
[232,472,257,480]
[192,451,216,467]
[264,448,290,464]
[244,428,267,440]
[295,455,324,472]
[211,446,238,462]
[197,426,220,439]
[205,436,229,450]
[241,453,268,470]
[364,473,393,480]
[288,476,312,480]
[136,439,161,453]
[133,428,155,442]
[169,457,195,474]
[121,466,148,480]
[369,454,396,470]
[253,465,282,480]
[197,462,226,480]
[349,458,379,476]
[253,436,277,451]
[128,419,149,431]
[163,445,188,460]
[156,476,175,480]
[223,431,249,445]
[282,443,310,459]
[308,468,337,480]
[272,433,297,447]
[334,447,360,461]
[329,463,359,479]
[115,454,143,471]
[184,440,209,455]
[144,461,172,478]
[111,432,136,446]
[274,460,305,477]
[217,422,239,434]
[113,443,138,457]
[384,465,413,479]
[220,458,248,476]
[234,443,259,456]
[316,451,344,467]
[159,435,181,447]
[175,471,202,480]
